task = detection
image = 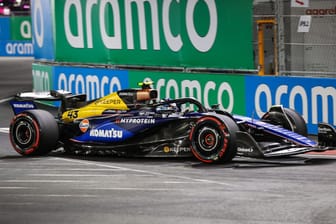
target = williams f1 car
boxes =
[9,81,336,163]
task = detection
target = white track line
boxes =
[0,127,9,134]
[52,157,238,187]
[0,97,13,104]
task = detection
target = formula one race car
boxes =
[9,81,336,163]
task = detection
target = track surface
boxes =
[0,58,336,224]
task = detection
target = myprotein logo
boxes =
[118,118,156,124]
[63,0,218,52]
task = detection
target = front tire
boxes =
[9,110,59,156]
[262,108,307,136]
[189,116,238,163]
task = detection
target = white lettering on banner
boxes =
[312,86,336,125]
[125,0,160,50]
[58,73,122,100]
[33,70,50,91]
[255,84,272,117]
[33,0,43,47]
[100,0,122,49]
[20,21,31,39]
[186,0,217,52]
[86,0,98,48]
[204,81,216,109]
[162,0,182,52]
[218,82,234,112]
[5,43,33,55]
[289,86,308,120]
[64,0,84,48]
[63,0,218,52]
[272,85,308,120]
[181,80,202,101]
[255,84,336,126]
[156,78,234,112]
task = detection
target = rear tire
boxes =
[10,110,59,156]
[189,116,238,163]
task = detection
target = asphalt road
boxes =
[0,57,336,224]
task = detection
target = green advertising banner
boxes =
[128,71,246,115]
[32,63,53,92]
[53,0,253,70]
[10,16,32,40]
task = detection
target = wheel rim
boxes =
[190,117,229,163]
[10,115,39,154]
[15,121,34,146]
[197,127,220,152]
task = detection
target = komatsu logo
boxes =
[119,118,155,124]
[89,128,123,139]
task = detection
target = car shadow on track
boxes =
[197,156,336,169]
[2,149,336,169]
[46,149,336,170]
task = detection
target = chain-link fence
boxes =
[254,0,336,77]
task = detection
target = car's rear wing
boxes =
[10,90,87,115]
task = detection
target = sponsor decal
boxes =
[95,99,122,105]
[12,102,35,109]
[89,128,123,139]
[237,147,254,153]
[163,145,191,154]
[79,119,89,133]
[10,101,36,115]
[163,146,170,153]
[117,118,156,124]
[318,127,330,134]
